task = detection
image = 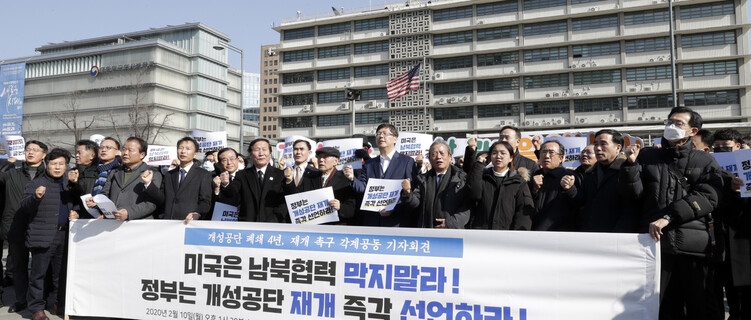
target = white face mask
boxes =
[203,161,215,171]
[663,124,686,142]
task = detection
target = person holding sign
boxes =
[464,138,533,230]
[619,107,723,319]
[284,147,357,224]
[19,148,81,320]
[402,140,471,229]
[344,123,416,227]
[560,129,637,233]
[0,140,48,313]
[143,137,213,223]
[86,137,162,221]
[220,138,288,223]
[530,140,579,231]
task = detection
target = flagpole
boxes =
[423,56,428,134]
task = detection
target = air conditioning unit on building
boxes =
[658,57,665,61]
[341,102,350,111]
[581,64,587,68]
[546,93,552,98]
[436,97,447,105]
[523,121,531,126]
[650,58,656,62]
[579,118,587,124]
[434,72,445,80]
[476,20,485,25]
[643,87,652,92]
[638,117,643,120]
[376,103,385,108]
[570,64,577,68]
[562,93,569,97]
[461,96,471,102]
[449,96,459,103]
[302,105,312,112]
[344,81,354,88]
[556,119,563,124]
[574,92,581,96]
[366,100,378,109]
[612,118,619,122]
[629,87,638,92]
[509,70,516,74]
[582,92,588,96]
[590,62,598,67]
[553,92,560,97]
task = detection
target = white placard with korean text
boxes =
[285,187,338,225]
[321,138,363,170]
[359,178,404,212]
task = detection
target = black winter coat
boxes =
[402,165,470,229]
[0,161,46,242]
[716,169,751,286]
[466,160,534,230]
[619,140,722,257]
[567,156,639,233]
[20,174,80,248]
[531,166,579,231]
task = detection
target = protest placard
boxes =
[192,130,227,153]
[321,138,363,170]
[89,134,105,146]
[360,178,404,212]
[145,145,177,167]
[285,187,338,225]
[397,132,432,158]
[544,136,588,168]
[735,149,751,198]
[211,202,239,222]
[712,152,738,176]
[2,135,25,160]
[445,137,468,157]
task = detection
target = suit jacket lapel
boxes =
[247,168,261,205]
[382,153,400,179]
[177,168,197,192]
[121,164,143,190]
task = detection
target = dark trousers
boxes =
[9,241,28,306]
[660,254,722,320]
[27,231,65,313]
[737,286,751,320]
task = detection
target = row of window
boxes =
[283,41,388,62]
[279,90,738,127]
[281,89,389,106]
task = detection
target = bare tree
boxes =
[52,91,99,146]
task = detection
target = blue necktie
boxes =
[179,168,186,186]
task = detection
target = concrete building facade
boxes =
[274,0,751,140]
[260,44,280,139]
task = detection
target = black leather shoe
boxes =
[8,302,26,313]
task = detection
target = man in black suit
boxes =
[281,139,319,192]
[211,148,243,207]
[283,147,357,224]
[142,137,212,223]
[219,138,288,223]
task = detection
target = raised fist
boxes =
[402,178,411,194]
[343,165,354,181]
[284,167,294,183]
[560,175,575,191]
[35,186,46,199]
[141,169,153,186]
[68,169,79,184]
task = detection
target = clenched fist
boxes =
[219,171,230,186]
[625,144,641,163]
[141,169,153,185]
[35,186,46,199]
[329,199,340,211]
[68,169,79,184]
[560,175,575,191]
[284,167,294,183]
[402,178,411,194]
[532,174,544,191]
[343,165,354,181]
[468,137,478,150]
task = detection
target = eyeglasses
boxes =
[375,132,394,138]
[25,148,43,153]
[100,145,118,151]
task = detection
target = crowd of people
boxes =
[0,106,749,320]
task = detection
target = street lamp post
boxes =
[214,42,245,151]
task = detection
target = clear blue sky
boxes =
[0,0,381,73]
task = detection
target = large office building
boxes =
[260,44,280,139]
[243,71,261,137]
[0,23,243,149]
[274,0,750,140]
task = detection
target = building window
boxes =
[524,101,569,115]
[318,22,351,36]
[682,30,736,48]
[477,104,520,117]
[683,60,737,77]
[356,112,389,124]
[282,71,313,84]
[433,31,473,46]
[361,88,389,100]
[354,41,389,54]
[318,45,351,59]
[572,42,620,57]
[283,49,314,62]
[681,1,734,19]
[282,94,313,106]
[523,20,567,36]
[524,47,568,62]
[572,0,607,3]
[625,37,671,53]
[282,117,313,128]
[318,68,350,81]
[477,51,519,66]
[524,74,569,89]
[476,26,519,41]
[477,1,518,15]
[317,91,347,104]
[433,6,474,21]
[627,94,673,109]
[434,81,474,95]
[264,61,268,66]
[434,106,474,120]
[354,64,389,78]
[318,114,351,127]
[624,9,670,25]
[477,78,520,92]
[683,90,739,106]
[574,98,623,112]
[572,15,618,31]
[354,17,389,31]
[523,0,566,10]
[284,27,315,40]
[433,56,473,70]
[626,66,672,81]
[573,70,621,85]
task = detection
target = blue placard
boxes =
[0,63,25,136]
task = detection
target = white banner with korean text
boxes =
[66,220,659,320]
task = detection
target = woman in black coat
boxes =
[466,139,534,230]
